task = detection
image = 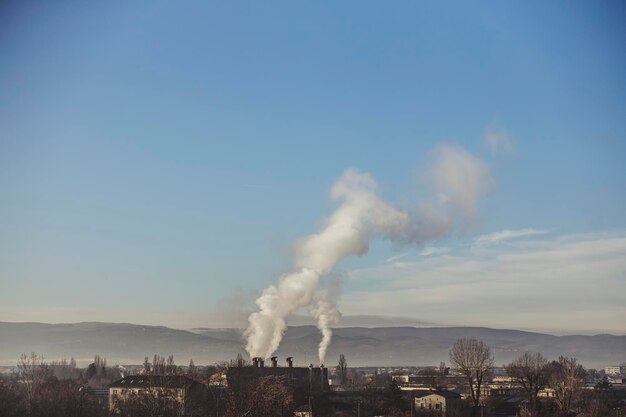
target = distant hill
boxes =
[0,322,623,368]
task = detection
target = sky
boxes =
[1,1,625,334]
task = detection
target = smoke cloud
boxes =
[310,277,342,364]
[244,145,493,363]
[431,146,495,226]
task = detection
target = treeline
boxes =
[0,352,116,417]
[0,352,220,417]
[0,345,624,417]
[435,337,625,417]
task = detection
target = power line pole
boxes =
[216,384,220,417]
[308,364,312,417]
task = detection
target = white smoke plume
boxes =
[245,145,493,363]
[310,278,342,364]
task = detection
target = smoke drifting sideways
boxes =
[244,145,494,364]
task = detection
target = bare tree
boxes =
[143,356,151,375]
[93,355,106,376]
[505,352,548,417]
[0,373,28,417]
[165,355,178,375]
[49,358,80,380]
[223,375,293,417]
[547,356,586,414]
[113,386,183,417]
[251,375,294,417]
[439,362,447,375]
[449,338,494,407]
[17,352,49,417]
[337,353,348,385]
[153,355,167,375]
[186,359,198,380]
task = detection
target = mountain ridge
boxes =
[0,321,623,368]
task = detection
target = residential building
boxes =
[392,374,409,383]
[413,390,462,416]
[605,366,622,375]
[108,375,205,415]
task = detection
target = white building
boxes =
[108,375,203,414]
[413,390,462,416]
[605,366,621,375]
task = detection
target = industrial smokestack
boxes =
[252,357,259,368]
[259,358,265,368]
[320,364,325,389]
[286,357,293,368]
[271,356,278,367]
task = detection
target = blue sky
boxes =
[1,1,625,333]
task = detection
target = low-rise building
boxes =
[293,407,313,417]
[392,374,409,383]
[606,366,622,375]
[108,375,205,415]
[538,387,556,398]
[413,390,462,416]
[608,376,625,385]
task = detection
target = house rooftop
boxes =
[414,390,462,399]
[108,375,196,389]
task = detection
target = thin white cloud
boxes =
[484,126,515,156]
[473,228,550,247]
[419,247,449,256]
[343,232,626,333]
[385,252,409,263]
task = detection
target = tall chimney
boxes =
[271,356,278,368]
[259,358,265,368]
[252,357,259,368]
[286,357,293,368]
[320,364,325,389]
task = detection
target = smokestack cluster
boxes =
[245,146,493,364]
[253,355,294,368]
[254,356,292,368]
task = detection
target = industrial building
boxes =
[225,356,330,392]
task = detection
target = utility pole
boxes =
[215,384,220,417]
[309,364,313,417]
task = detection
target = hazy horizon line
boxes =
[2,316,624,338]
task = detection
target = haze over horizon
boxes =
[1,2,625,337]
[1,321,624,369]
[2,316,624,339]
